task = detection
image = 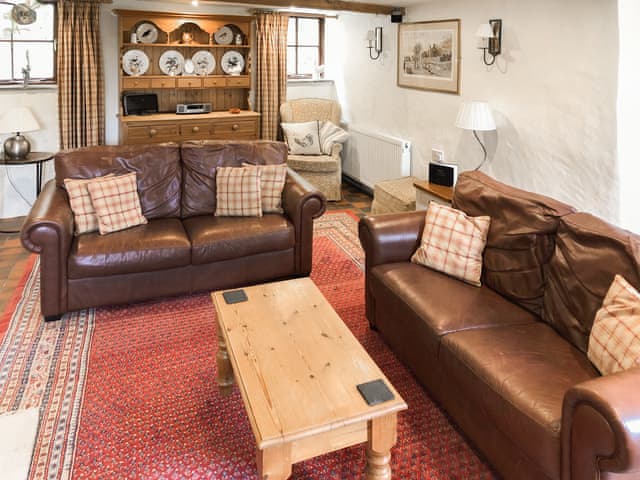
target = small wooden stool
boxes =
[371,176,418,214]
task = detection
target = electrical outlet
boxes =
[432,148,445,163]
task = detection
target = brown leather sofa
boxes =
[21,140,326,320]
[359,171,640,480]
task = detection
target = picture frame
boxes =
[397,19,461,94]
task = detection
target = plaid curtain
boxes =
[255,13,288,141]
[57,0,104,149]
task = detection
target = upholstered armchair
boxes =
[280,98,342,201]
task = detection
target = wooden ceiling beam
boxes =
[202,0,403,16]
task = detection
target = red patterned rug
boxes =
[0,211,494,479]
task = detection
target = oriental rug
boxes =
[0,211,494,479]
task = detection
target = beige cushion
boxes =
[215,166,262,217]
[242,163,287,213]
[588,274,640,375]
[319,121,349,155]
[281,121,322,155]
[411,202,491,287]
[86,172,148,235]
[64,174,113,235]
[286,154,338,173]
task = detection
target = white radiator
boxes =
[343,127,411,189]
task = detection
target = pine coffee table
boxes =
[211,277,407,480]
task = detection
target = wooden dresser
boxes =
[120,111,260,144]
[116,9,260,144]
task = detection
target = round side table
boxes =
[0,151,55,233]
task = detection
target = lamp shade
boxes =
[0,106,40,134]
[455,101,496,131]
[475,23,495,38]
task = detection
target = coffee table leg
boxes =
[216,321,234,395]
[257,444,292,480]
[365,413,398,480]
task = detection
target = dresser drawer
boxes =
[151,77,176,88]
[225,76,250,87]
[179,122,211,139]
[124,124,178,143]
[203,77,226,87]
[122,77,152,89]
[212,118,258,139]
[177,77,203,88]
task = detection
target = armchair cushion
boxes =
[319,121,349,155]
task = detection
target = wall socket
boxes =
[431,148,445,163]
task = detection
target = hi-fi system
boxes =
[176,103,212,115]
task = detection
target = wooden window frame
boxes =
[0,3,57,86]
[287,16,324,80]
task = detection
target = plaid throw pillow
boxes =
[215,166,262,217]
[411,202,491,286]
[588,275,640,376]
[242,163,287,213]
[86,172,148,235]
[64,174,113,235]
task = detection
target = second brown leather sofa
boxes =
[21,140,326,320]
[359,171,640,480]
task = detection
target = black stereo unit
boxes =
[122,93,159,116]
[428,162,458,187]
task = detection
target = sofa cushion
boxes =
[411,203,490,287]
[453,171,575,315]
[64,174,113,235]
[215,166,262,217]
[543,212,640,353]
[68,218,191,279]
[183,214,294,264]
[371,262,538,339]
[181,140,288,218]
[440,323,598,479]
[242,163,287,214]
[55,144,182,219]
[588,275,640,375]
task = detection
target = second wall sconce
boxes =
[476,19,502,66]
[367,27,383,60]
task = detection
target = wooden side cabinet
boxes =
[414,180,454,210]
[120,111,260,145]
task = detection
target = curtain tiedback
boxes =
[57,0,104,149]
[255,13,288,141]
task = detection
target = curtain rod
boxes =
[251,9,337,19]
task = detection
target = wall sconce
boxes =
[475,19,502,66]
[367,27,382,60]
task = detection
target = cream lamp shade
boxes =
[0,106,40,134]
[475,23,496,39]
[0,106,40,158]
[455,101,496,171]
[455,101,496,131]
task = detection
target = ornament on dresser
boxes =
[159,50,185,76]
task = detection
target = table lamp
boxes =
[455,101,496,171]
[0,106,40,158]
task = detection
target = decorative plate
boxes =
[122,49,150,76]
[192,51,216,75]
[159,50,185,76]
[214,26,234,45]
[136,22,159,44]
[220,50,245,75]
[184,59,195,75]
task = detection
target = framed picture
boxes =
[397,19,460,94]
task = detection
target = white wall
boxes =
[0,89,58,217]
[617,0,640,233]
[331,0,621,225]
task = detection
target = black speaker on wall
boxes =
[391,8,403,23]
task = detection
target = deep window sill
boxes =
[287,79,334,85]
[0,84,58,91]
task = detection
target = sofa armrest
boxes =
[358,211,426,269]
[282,167,327,275]
[562,368,640,480]
[20,180,73,318]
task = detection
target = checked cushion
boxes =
[242,163,287,214]
[215,166,262,217]
[588,274,640,375]
[86,172,148,235]
[412,202,491,287]
[64,174,113,235]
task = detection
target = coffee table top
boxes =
[212,277,407,450]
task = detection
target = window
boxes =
[287,16,324,79]
[0,2,56,85]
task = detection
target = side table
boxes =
[413,180,453,210]
[0,152,55,233]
